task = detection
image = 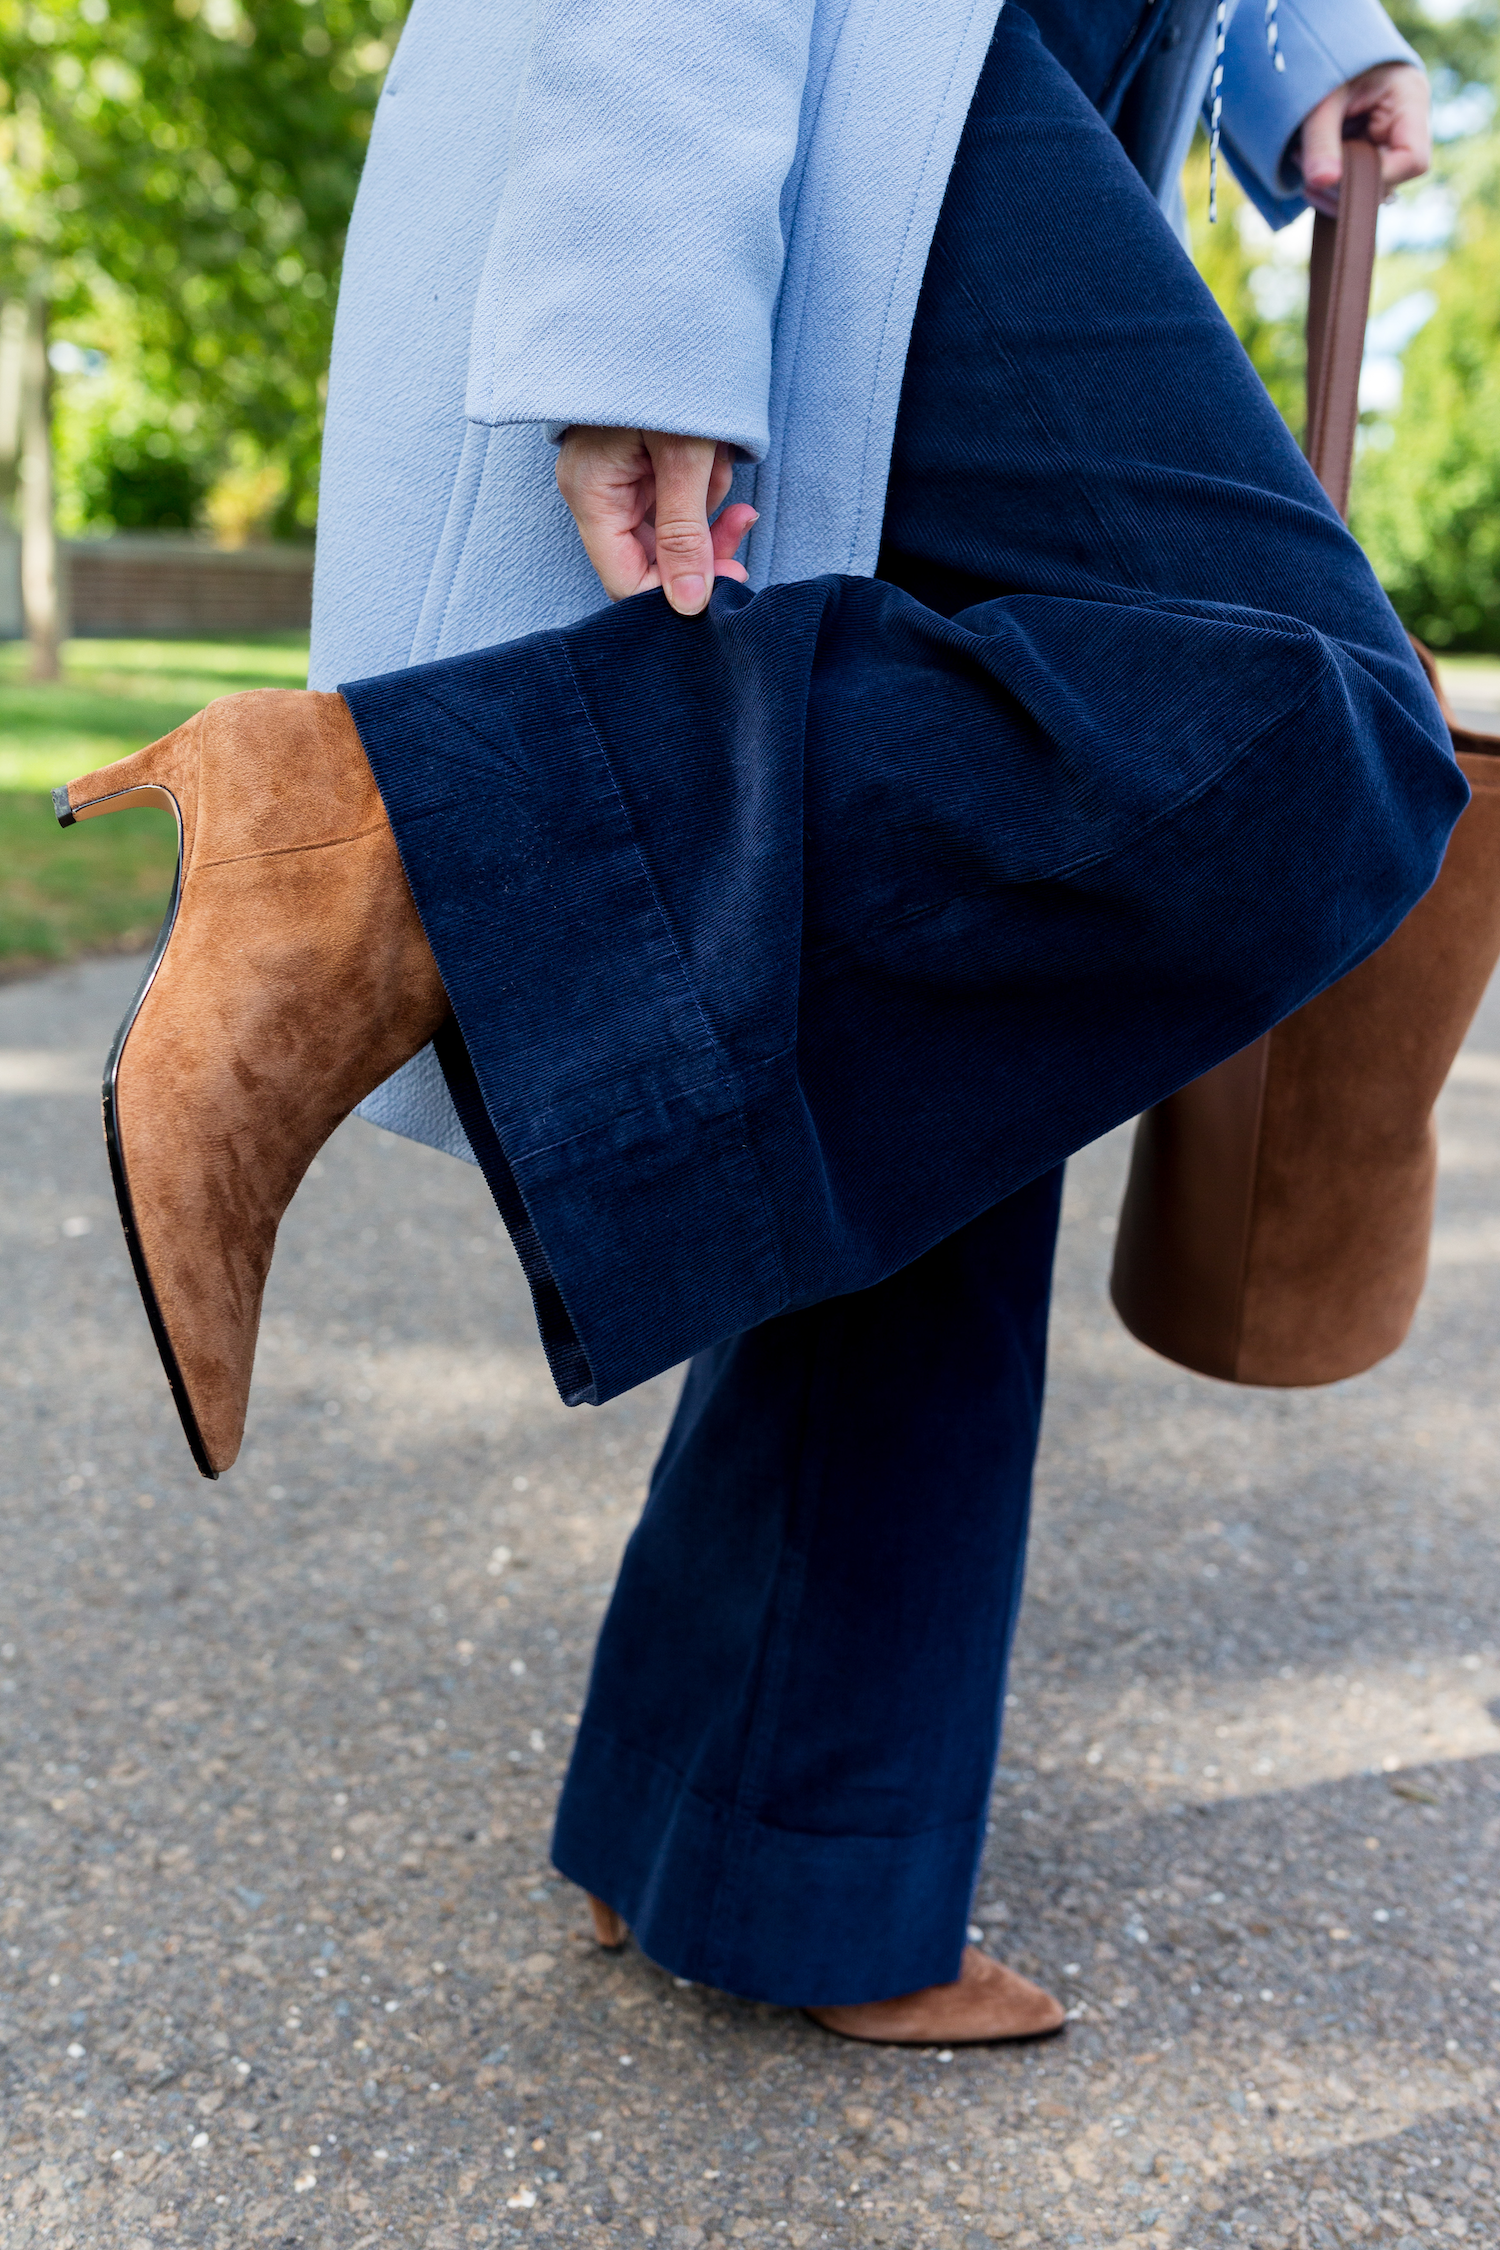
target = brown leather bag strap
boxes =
[1304,135,1381,522]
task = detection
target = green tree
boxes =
[1183,134,1308,438]
[1181,2,1500,652]
[1348,2,1500,649]
[0,0,402,606]
[1353,169,1500,649]
[1385,0,1499,93]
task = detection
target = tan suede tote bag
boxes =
[1110,138,1500,1387]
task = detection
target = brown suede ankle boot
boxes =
[575,1881,1063,2044]
[56,690,450,1478]
[806,1947,1066,2046]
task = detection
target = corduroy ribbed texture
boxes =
[317,0,1418,1167]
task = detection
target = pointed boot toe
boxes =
[57,689,450,1476]
[806,1946,1066,2047]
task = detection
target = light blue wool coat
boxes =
[310,0,1418,1163]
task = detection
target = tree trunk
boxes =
[19,292,59,684]
[0,297,24,495]
[0,299,24,643]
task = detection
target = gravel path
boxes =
[2,952,1497,2250]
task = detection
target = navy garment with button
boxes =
[343,8,1463,2003]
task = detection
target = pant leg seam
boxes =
[945,248,1151,596]
[697,1312,842,1984]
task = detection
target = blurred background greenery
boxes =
[1187,0,1500,653]
[0,0,400,551]
[0,0,399,965]
[0,0,1497,971]
[0,635,307,973]
[0,0,1492,616]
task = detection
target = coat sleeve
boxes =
[462,0,818,460]
[1219,0,1423,229]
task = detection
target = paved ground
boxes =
[1448,682,1500,739]
[1,949,1497,2250]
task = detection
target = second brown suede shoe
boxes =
[806,1946,1066,2046]
[56,690,450,1477]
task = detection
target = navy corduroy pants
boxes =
[344,10,1464,2005]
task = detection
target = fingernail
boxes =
[671,575,706,612]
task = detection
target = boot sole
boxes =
[56,780,219,1480]
[803,2005,1066,2047]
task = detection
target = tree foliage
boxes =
[0,0,403,532]
[1385,0,1499,92]
[1351,2,1500,650]
[1353,163,1500,649]
[1183,136,1307,441]
[1182,3,1500,652]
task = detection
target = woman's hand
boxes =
[556,427,758,615]
[1297,62,1431,216]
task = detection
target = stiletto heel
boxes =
[53,692,449,1477]
[57,723,208,1471]
[54,775,182,827]
[55,718,203,838]
[588,1894,628,1949]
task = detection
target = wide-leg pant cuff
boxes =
[344,571,1462,1414]
[551,1722,982,2009]
[342,630,788,1409]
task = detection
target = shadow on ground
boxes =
[0,955,1496,2248]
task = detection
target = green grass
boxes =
[0,634,309,972]
[0,633,310,790]
[0,790,185,974]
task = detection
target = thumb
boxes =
[646,433,718,616]
[1299,88,1347,212]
